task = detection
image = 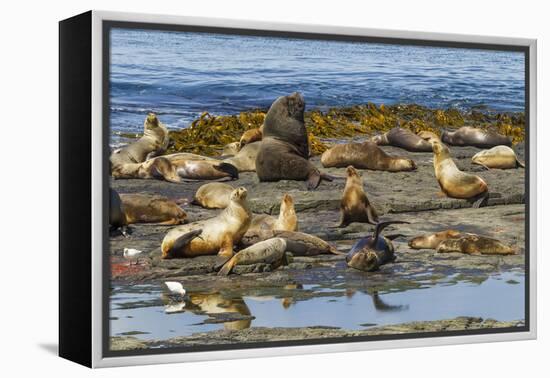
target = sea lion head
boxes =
[230,187,248,202]
[265,92,305,126]
[346,165,359,178]
[145,112,160,129]
[393,158,417,171]
[281,193,295,211]
[371,133,388,145]
[431,140,449,156]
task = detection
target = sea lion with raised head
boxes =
[246,194,298,234]
[193,182,234,209]
[346,221,409,272]
[441,126,512,148]
[431,140,488,207]
[408,229,462,249]
[321,141,416,172]
[436,234,515,255]
[371,127,433,152]
[256,93,333,190]
[119,193,187,225]
[471,145,525,169]
[240,128,263,146]
[161,187,252,260]
[337,166,378,228]
[218,238,288,276]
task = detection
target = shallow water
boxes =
[109,28,525,135]
[110,272,524,341]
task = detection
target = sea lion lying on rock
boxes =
[221,142,241,157]
[119,193,187,225]
[218,238,289,276]
[224,142,261,172]
[436,234,516,255]
[409,230,461,249]
[371,127,433,152]
[441,126,512,148]
[471,145,525,169]
[240,127,263,146]
[241,230,341,256]
[193,182,234,209]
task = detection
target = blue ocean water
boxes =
[109,28,525,134]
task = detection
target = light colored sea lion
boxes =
[417,131,441,143]
[240,128,263,146]
[109,188,129,236]
[321,141,416,172]
[246,194,298,233]
[431,140,488,206]
[221,142,241,157]
[371,127,433,152]
[218,238,288,276]
[111,157,182,183]
[441,126,512,148]
[193,182,234,209]
[346,221,409,272]
[175,160,239,181]
[161,187,252,259]
[256,93,333,190]
[408,229,461,249]
[338,166,378,228]
[110,113,170,177]
[471,145,525,169]
[186,293,252,330]
[224,142,261,172]
[436,234,515,255]
[241,230,341,256]
[119,193,187,225]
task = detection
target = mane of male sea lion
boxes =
[441,126,512,148]
[371,127,433,152]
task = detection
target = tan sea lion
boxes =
[186,293,252,330]
[175,160,239,181]
[193,182,234,209]
[321,141,416,172]
[241,230,341,256]
[110,113,170,177]
[246,194,298,233]
[240,128,263,146]
[408,229,462,249]
[417,130,441,143]
[431,140,488,206]
[256,93,333,190]
[224,142,261,172]
[338,166,378,228]
[221,142,241,157]
[371,127,433,152]
[441,126,512,148]
[119,193,187,225]
[471,145,525,169]
[218,238,288,276]
[161,187,251,259]
[436,234,515,255]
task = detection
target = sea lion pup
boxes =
[256,92,334,190]
[161,187,252,260]
[193,182,234,209]
[218,238,288,276]
[246,194,298,233]
[408,229,462,249]
[109,188,129,236]
[321,141,417,172]
[346,221,409,272]
[221,141,241,157]
[337,166,378,228]
[119,193,187,225]
[471,145,525,169]
[241,230,341,256]
[371,127,433,152]
[431,140,488,207]
[436,234,515,255]
[441,126,512,148]
[240,127,263,146]
[110,113,170,176]
[224,142,261,172]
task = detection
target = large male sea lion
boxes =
[246,194,298,234]
[337,166,378,228]
[371,127,433,152]
[437,234,515,255]
[218,238,288,276]
[161,187,251,259]
[441,126,512,148]
[256,93,332,190]
[431,140,488,206]
[471,145,525,169]
[193,182,234,209]
[321,141,416,172]
[119,193,187,225]
[408,229,461,249]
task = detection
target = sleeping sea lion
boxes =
[224,142,261,172]
[119,193,187,225]
[441,126,512,148]
[218,238,288,276]
[436,234,515,255]
[246,194,298,234]
[221,142,241,157]
[337,166,378,227]
[321,141,416,172]
[371,127,433,152]
[471,145,525,169]
[408,229,461,249]
[240,230,341,256]
[240,128,263,146]
[193,182,234,209]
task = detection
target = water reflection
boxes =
[185,293,252,330]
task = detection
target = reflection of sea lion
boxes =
[371,127,433,152]
[321,141,416,172]
[472,146,525,169]
[431,140,488,206]
[338,166,378,228]
[109,188,129,236]
[161,187,251,259]
[110,113,170,177]
[408,229,461,249]
[256,93,332,190]
[240,128,262,146]
[224,142,261,172]
[218,238,288,276]
[119,193,187,225]
[437,234,515,255]
[187,293,252,330]
[346,221,408,272]
[247,194,298,233]
[441,126,512,148]
[193,182,234,209]
[241,230,341,256]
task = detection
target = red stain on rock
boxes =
[111,256,148,279]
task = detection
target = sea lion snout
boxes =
[146,112,159,127]
[232,187,248,200]
[346,165,358,177]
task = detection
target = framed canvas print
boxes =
[59,10,537,368]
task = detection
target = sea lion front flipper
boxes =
[214,233,235,270]
[516,159,525,168]
[366,202,379,225]
[213,162,239,180]
[217,255,238,276]
[149,158,182,183]
[471,192,489,208]
[164,229,203,259]
[306,170,322,190]
[372,221,410,243]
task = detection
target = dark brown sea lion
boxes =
[119,193,187,225]
[441,126,512,148]
[371,127,433,152]
[321,141,416,172]
[109,188,129,236]
[436,234,515,255]
[256,93,333,190]
[338,166,378,227]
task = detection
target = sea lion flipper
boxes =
[165,229,202,259]
[372,221,410,242]
[471,194,489,208]
[366,203,379,225]
[217,256,238,276]
[516,159,525,168]
[306,171,322,190]
[213,162,239,180]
